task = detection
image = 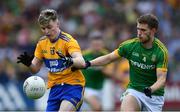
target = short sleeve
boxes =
[117,42,129,58]
[66,39,82,55]
[34,42,43,60]
[156,49,168,70]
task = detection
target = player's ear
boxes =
[152,28,157,33]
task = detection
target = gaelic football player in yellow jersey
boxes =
[17,9,86,111]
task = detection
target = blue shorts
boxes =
[46,84,84,111]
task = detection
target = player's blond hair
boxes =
[38,9,58,26]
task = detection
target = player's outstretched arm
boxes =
[90,51,119,66]
[71,51,119,71]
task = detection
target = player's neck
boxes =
[142,37,154,49]
[49,29,61,43]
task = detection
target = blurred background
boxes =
[0,0,179,111]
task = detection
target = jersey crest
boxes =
[142,57,146,62]
[50,47,55,55]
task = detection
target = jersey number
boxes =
[143,57,146,62]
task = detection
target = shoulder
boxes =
[60,31,73,42]
[154,38,168,55]
[37,36,48,44]
[38,36,48,41]
[119,37,139,47]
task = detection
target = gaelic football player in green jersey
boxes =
[82,14,168,111]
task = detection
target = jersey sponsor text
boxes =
[130,60,155,70]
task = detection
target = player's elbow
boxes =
[159,76,166,88]
[109,51,119,60]
[79,59,86,68]
[162,78,166,86]
[29,64,41,74]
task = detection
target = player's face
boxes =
[137,23,151,44]
[40,19,59,39]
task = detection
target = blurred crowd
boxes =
[0,0,180,111]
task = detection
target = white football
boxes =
[23,76,46,99]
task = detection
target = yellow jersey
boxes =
[115,59,129,89]
[34,31,85,88]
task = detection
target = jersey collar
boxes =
[140,38,156,50]
[50,31,61,43]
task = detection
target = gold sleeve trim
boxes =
[157,68,168,72]
[114,49,121,57]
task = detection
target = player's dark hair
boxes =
[137,14,158,29]
[38,9,58,26]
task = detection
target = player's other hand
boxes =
[144,87,152,98]
[56,51,73,68]
[17,52,34,67]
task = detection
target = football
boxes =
[23,76,46,99]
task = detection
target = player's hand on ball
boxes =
[144,87,152,98]
[17,52,34,67]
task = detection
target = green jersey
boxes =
[82,49,108,90]
[117,38,168,96]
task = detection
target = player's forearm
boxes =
[90,53,116,66]
[72,57,86,68]
[29,64,40,74]
[150,75,166,93]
